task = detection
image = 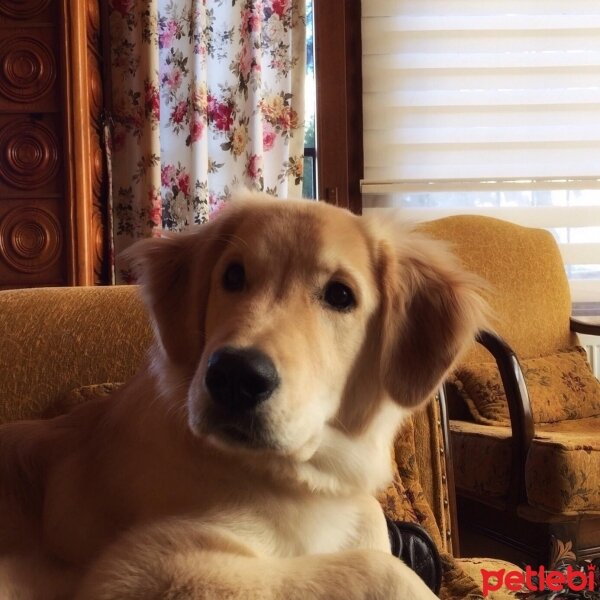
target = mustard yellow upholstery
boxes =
[50,382,124,418]
[0,285,520,598]
[451,417,600,515]
[454,346,600,425]
[0,286,152,423]
[526,416,600,514]
[420,216,576,365]
[439,555,486,600]
[378,403,453,552]
[422,216,600,520]
[455,558,521,599]
[450,420,512,505]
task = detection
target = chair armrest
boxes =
[456,331,534,506]
[570,316,600,336]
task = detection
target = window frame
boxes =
[313,0,363,214]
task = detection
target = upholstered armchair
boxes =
[421,216,600,567]
[0,286,520,599]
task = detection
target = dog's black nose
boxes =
[205,347,279,411]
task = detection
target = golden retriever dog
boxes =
[0,193,487,599]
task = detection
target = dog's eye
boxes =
[323,281,355,311]
[223,262,245,291]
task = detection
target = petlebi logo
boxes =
[481,538,600,599]
[481,564,598,598]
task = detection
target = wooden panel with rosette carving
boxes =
[0,0,109,288]
[0,1,64,287]
[0,200,65,285]
[0,30,59,111]
[0,116,61,194]
[0,0,52,21]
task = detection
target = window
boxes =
[361,1,600,304]
[303,0,316,199]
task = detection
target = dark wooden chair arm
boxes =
[450,331,534,506]
[570,316,600,336]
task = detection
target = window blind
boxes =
[361,0,600,303]
[362,0,600,184]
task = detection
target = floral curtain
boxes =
[109,0,306,281]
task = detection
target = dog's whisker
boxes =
[329,416,351,435]
[215,233,251,253]
[145,376,194,424]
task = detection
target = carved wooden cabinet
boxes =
[0,0,108,288]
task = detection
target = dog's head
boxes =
[126,194,487,484]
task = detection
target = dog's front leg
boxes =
[76,519,437,600]
[279,548,439,600]
[78,548,437,600]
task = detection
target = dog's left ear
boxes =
[122,215,231,369]
[377,231,488,408]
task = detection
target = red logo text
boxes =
[481,565,596,597]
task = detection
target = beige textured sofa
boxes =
[0,285,518,599]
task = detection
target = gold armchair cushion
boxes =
[454,346,600,425]
[44,382,123,418]
[526,415,600,514]
[377,414,444,549]
[0,286,152,425]
[450,420,512,504]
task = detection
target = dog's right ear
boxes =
[122,218,226,369]
[375,228,489,409]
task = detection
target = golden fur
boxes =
[0,194,487,599]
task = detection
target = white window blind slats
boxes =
[364,83,600,107]
[362,2,600,186]
[367,126,600,147]
[364,205,600,230]
[362,0,600,19]
[364,144,600,182]
[363,15,600,34]
[363,178,600,194]
[561,243,600,266]
[571,281,599,303]
[364,51,600,71]
[361,1,600,301]
[365,107,600,134]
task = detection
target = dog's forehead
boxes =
[230,201,372,272]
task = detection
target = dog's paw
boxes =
[294,549,438,600]
[346,551,437,600]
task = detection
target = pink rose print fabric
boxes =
[109,0,305,281]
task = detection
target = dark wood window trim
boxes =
[313,0,363,214]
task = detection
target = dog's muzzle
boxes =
[205,346,280,412]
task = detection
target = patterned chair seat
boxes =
[526,415,600,514]
[450,416,600,515]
